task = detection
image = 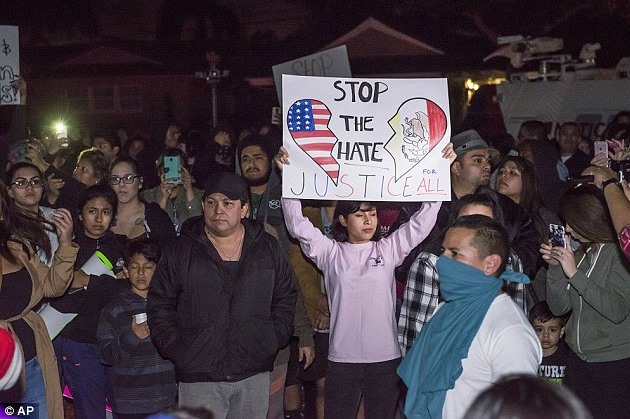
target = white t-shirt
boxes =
[442,293,542,419]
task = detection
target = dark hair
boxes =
[463,374,592,419]
[209,124,234,145]
[331,201,381,242]
[77,147,109,182]
[157,147,189,171]
[122,135,148,157]
[559,121,580,134]
[559,184,616,243]
[92,131,121,149]
[5,162,43,184]
[109,155,141,176]
[495,156,542,214]
[0,179,51,263]
[77,184,118,215]
[124,238,161,265]
[519,120,548,141]
[451,191,504,225]
[449,215,510,276]
[528,301,568,327]
[516,139,566,214]
[238,134,273,164]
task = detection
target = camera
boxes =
[610,159,630,181]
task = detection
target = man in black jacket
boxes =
[147,172,297,418]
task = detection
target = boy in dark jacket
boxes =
[98,239,176,418]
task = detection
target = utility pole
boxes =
[195,51,229,127]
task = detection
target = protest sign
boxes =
[272,46,351,104]
[282,75,451,201]
[0,26,20,105]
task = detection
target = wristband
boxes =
[601,178,618,190]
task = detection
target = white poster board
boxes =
[272,46,352,104]
[282,75,451,201]
[0,26,20,105]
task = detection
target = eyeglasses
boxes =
[109,174,140,185]
[11,178,44,189]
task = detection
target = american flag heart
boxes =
[287,99,340,185]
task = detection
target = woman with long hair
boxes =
[541,184,630,419]
[494,156,563,305]
[108,156,175,241]
[276,144,454,419]
[50,184,128,418]
[493,156,561,243]
[5,162,59,265]
[0,179,77,418]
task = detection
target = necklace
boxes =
[205,225,245,261]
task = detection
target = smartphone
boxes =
[163,156,182,184]
[594,140,608,157]
[549,224,567,248]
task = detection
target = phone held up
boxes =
[163,156,182,184]
[549,224,567,248]
[593,140,608,157]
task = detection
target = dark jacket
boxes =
[141,201,178,242]
[147,216,297,382]
[43,165,86,217]
[50,230,129,344]
[395,187,542,280]
[563,150,591,180]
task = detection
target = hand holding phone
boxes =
[549,224,567,248]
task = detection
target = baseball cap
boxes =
[451,130,499,158]
[203,172,249,203]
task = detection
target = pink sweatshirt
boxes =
[282,198,441,363]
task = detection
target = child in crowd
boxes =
[50,184,128,419]
[529,301,569,385]
[97,239,176,419]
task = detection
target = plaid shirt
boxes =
[397,252,527,357]
[398,252,440,357]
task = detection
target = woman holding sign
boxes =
[276,143,455,419]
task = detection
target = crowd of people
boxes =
[1,75,630,419]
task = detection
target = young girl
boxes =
[50,184,128,418]
[276,144,454,419]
